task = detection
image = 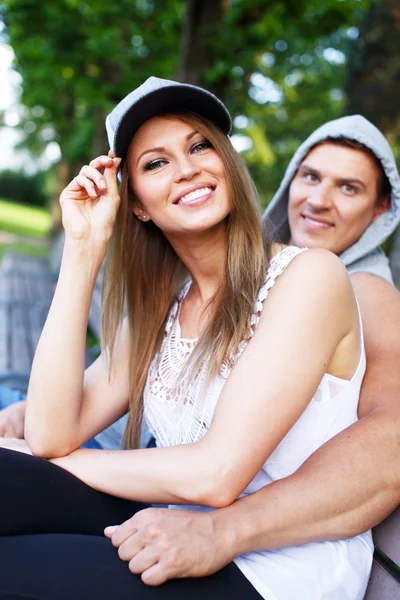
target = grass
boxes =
[0,242,49,261]
[0,198,51,238]
[0,198,51,260]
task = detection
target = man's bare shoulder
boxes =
[351,271,400,324]
[350,271,399,298]
[350,272,400,416]
[351,272,400,370]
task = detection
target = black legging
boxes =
[0,449,262,600]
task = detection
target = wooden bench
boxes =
[0,238,399,597]
[0,233,101,389]
[0,252,55,389]
[48,231,103,342]
[365,509,400,599]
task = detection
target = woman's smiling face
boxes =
[127,115,230,238]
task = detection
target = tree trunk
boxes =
[92,107,109,158]
[345,0,400,140]
[177,0,225,91]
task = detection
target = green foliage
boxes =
[202,0,372,204]
[1,0,375,207]
[1,0,183,164]
[0,170,49,208]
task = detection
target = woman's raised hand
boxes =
[60,152,122,242]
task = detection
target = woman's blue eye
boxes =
[144,159,167,171]
[191,140,212,153]
[143,141,211,171]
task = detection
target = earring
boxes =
[142,215,148,220]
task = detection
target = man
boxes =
[104,115,400,585]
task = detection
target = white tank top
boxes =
[143,246,373,600]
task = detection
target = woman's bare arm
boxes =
[51,250,359,506]
[25,156,130,457]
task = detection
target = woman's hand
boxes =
[60,152,122,242]
[0,401,26,438]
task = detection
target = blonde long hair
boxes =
[102,112,272,448]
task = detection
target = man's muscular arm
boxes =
[210,273,400,556]
[107,273,400,584]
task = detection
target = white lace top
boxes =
[144,246,304,447]
[143,245,373,600]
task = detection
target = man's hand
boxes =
[0,401,26,438]
[105,507,233,586]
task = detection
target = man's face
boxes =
[288,142,390,255]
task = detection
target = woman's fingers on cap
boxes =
[89,155,114,170]
[103,159,121,198]
[73,174,98,198]
[81,165,107,191]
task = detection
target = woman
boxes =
[0,77,372,600]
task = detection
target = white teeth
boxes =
[178,187,212,204]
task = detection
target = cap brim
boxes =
[113,85,231,160]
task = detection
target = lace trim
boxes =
[164,279,192,338]
[230,246,307,366]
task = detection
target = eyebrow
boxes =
[136,130,200,166]
[298,164,319,176]
[298,164,366,189]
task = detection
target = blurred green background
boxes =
[0,0,399,260]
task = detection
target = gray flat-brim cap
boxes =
[106,76,232,161]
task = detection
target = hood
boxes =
[263,115,400,267]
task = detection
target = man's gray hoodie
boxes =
[264,115,400,283]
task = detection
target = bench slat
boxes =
[0,305,8,372]
[365,559,400,599]
[0,245,100,382]
[373,507,400,567]
[11,304,33,373]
